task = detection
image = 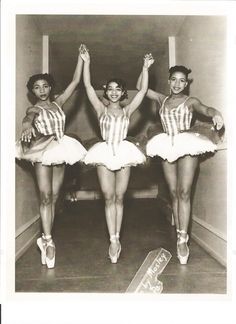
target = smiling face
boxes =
[168,71,188,95]
[105,82,124,103]
[32,79,51,101]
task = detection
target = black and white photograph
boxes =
[1,0,236,323]
[14,13,228,294]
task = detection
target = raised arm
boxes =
[189,97,224,130]
[80,45,104,117]
[126,54,154,116]
[136,56,166,107]
[56,45,84,107]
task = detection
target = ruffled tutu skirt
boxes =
[146,132,217,163]
[15,135,87,165]
[83,140,146,171]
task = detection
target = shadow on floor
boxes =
[15,199,226,294]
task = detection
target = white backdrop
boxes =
[1,0,236,323]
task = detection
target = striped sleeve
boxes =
[22,106,41,127]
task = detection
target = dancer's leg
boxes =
[52,164,65,228]
[177,155,198,258]
[35,163,53,236]
[97,166,116,236]
[162,160,179,230]
[115,167,131,236]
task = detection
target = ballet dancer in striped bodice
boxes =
[16,45,87,268]
[80,44,154,263]
[137,63,224,264]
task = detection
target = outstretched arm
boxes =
[136,56,165,107]
[56,45,84,107]
[20,106,40,142]
[190,97,224,130]
[126,54,154,116]
[80,45,104,117]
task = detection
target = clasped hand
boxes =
[79,44,90,62]
[143,53,154,69]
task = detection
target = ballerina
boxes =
[137,63,224,264]
[81,45,154,263]
[16,45,87,268]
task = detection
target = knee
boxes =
[178,188,191,201]
[169,188,178,201]
[52,192,60,204]
[104,193,115,206]
[39,191,52,206]
[115,193,124,206]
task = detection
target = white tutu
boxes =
[146,132,217,163]
[83,140,146,171]
[16,135,87,166]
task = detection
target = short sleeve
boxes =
[25,106,41,116]
[22,106,41,127]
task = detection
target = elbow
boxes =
[138,89,147,98]
[207,107,219,118]
[140,86,148,95]
[140,89,146,95]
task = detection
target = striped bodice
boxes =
[159,96,192,136]
[34,101,66,140]
[99,107,129,154]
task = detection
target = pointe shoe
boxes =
[36,234,46,265]
[177,230,189,265]
[109,235,120,264]
[45,235,56,269]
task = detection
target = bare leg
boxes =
[95,164,136,262]
[177,155,198,255]
[177,156,198,231]
[115,167,131,236]
[52,164,65,228]
[35,163,53,237]
[162,160,179,231]
[35,163,56,264]
[97,166,116,236]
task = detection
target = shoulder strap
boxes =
[34,105,44,110]
[122,108,127,116]
[52,101,62,110]
[183,96,189,105]
[160,96,169,109]
[164,96,169,103]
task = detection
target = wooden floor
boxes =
[15,199,226,294]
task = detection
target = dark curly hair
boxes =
[26,73,55,93]
[103,78,128,101]
[169,65,192,79]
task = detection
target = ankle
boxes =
[179,230,187,236]
[110,234,117,243]
[41,233,47,241]
[44,235,53,243]
[178,230,189,243]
